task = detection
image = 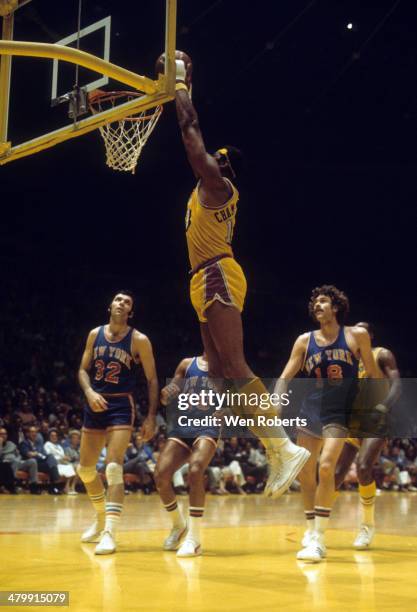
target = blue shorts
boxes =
[298,399,353,438]
[83,394,135,432]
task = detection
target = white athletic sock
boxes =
[104,502,123,534]
[189,507,204,542]
[164,499,185,529]
[315,506,331,534]
[305,510,315,532]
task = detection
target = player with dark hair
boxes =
[77,291,158,554]
[275,285,378,562]
[160,50,309,499]
[155,352,220,557]
[335,322,401,549]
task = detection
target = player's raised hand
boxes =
[86,389,108,412]
[155,50,193,89]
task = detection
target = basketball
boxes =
[155,50,192,84]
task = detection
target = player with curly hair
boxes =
[275,285,378,562]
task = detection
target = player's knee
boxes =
[77,464,97,484]
[188,461,205,484]
[318,460,335,482]
[105,462,124,486]
[154,465,167,489]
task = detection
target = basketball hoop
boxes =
[88,90,162,174]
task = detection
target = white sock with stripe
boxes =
[188,506,204,543]
[105,502,123,534]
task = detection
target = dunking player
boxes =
[155,352,220,557]
[78,291,158,554]
[276,286,378,562]
[335,322,400,549]
[160,50,309,498]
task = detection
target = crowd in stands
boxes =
[1,280,416,496]
[1,383,417,496]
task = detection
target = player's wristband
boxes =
[175,82,189,93]
[175,59,186,82]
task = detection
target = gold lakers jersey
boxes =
[358,347,389,384]
[186,178,239,270]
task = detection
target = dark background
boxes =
[1,0,416,389]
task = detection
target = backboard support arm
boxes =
[0,12,13,145]
[0,0,177,165]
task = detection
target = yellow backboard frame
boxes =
[0,0,177,165]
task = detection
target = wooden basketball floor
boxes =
[1,491,416,611]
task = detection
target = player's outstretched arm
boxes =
[134,332,159,441]
[175,60,230,205]
[377,349,401,410]
[78,328,108,412]
[160,358,193,406]
[274,334,309,396]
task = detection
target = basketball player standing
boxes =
[335,321,400,549]
[275,285,378,562]
[155,352,220,557]
[78,290,158,554]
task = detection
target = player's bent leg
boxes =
[205,301,310,497]
[296,433,323,547]
[353,438,384,549]
[334,441,359,490]
[154,439,190,551]
[78,430,107,543]
[177,438,217,558]
[95,428,131,555]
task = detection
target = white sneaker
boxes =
[80,521,104,543]
[297,533,327,563]
[163,522,188,551]
[302,529,315,547]
[265,443,310,499]
[176,538,202,558]
[353,524,375,550]
[94,530,116,555]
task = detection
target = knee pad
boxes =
[105,462,123,486]
[77,464,97,484]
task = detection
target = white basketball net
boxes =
[89,91,162,174]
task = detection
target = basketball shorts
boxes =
[190,256,247,323]
[167,432,219,452]
[299,396,354,437]
[83,393,135,432]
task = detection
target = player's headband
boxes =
[216,148,236,180]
